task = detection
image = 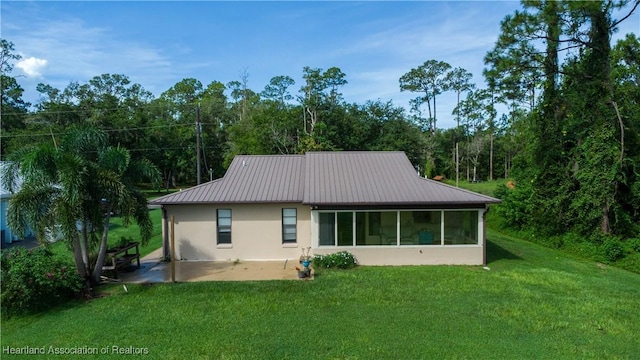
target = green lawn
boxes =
[2,228,639,359]
[444,179,502,197]
[48,209,163,260]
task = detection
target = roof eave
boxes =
[305,200,501,209]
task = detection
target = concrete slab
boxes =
[1,236,40,250]
[116,250,313,283]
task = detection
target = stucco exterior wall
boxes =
[164,203,311,261]
[162,204,487,265]
[312,246,484,265]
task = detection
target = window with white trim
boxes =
[282,208,297,243]
[317,210,479,246]
[217,209,232,244]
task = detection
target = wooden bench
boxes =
[102,242,141,278]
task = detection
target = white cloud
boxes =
[3,9,177,103]
[16,56,48,77]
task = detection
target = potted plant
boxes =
[299,247,312,266]
[296,247,313,278]
[295,266,311,278]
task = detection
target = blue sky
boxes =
[2,1,638,129]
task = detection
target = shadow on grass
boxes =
[486,239,522,264]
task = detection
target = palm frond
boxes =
[60,126,107,156]
[98,146,130,175]
[125,158,161,188]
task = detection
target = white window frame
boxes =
[313,209,482,248]
[282,208,297,244]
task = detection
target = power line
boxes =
[0,102,205,117]
[0,123,219,138]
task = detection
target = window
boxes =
[379,212,398,245]
[400,211,441,245]
[359,212,382,244]
[319,212,335,246]
[318,210,480,247]
[217,209,231,244]
[337,212,353,246]
[444,211,478,245]
[282,208,297,243]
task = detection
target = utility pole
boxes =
[196,104,202,185]
[456,142,459,187]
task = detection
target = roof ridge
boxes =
[235,154,305,157]
[306,151,404,154]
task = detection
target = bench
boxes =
[102,242,141,278]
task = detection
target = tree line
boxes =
[2,0,639,248]
[1,50,491,186]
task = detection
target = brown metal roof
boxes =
[150,155,305,204]
[303,151,499,206]
[150,152,500,206]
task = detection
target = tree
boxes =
[446,67,475,129]
[468,134,488,182]
[561,0,639,235]
[489,0,639,238]
[2,127,160,285]
[455,88,491,180]
[399,60,452,134]
[610,34,640,235]
[261,75,295,107]
[156,78,206,185]
[299,66,347,135]
[445,67,474,185]
[1,39,30,157]
[227,69,258,123]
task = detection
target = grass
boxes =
[48,209,163,260]
[444,179,503,197]
[2,229,639,359]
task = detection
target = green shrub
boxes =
[601,237,625,263]
[615,252,640,273]
[625,238,640,253]
[313,251,357,269]
[1,247,83,317]
[493,183,533,230]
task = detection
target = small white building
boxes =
[1,162,22,244]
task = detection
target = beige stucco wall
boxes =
[162,204,486,265]
[164,203,311,261]
[312,246,484,265]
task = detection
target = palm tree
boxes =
[2,126,160,285]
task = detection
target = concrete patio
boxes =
[115,249,312,283]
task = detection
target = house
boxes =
[1,162,48,247]
[1,162,25,245]
[149,152,501,266]
[1,187,17,245]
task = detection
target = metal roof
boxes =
[150,155,305,204]
[150,152,500,206]
[303,151,499,206]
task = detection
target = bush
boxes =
[625,238,640,253]
[313,251,357,269]
[601,237,625,263]
[1,247,83,317]
[493,182,534,230]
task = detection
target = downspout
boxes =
[482,205,490,267]
[162,206,169,260]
